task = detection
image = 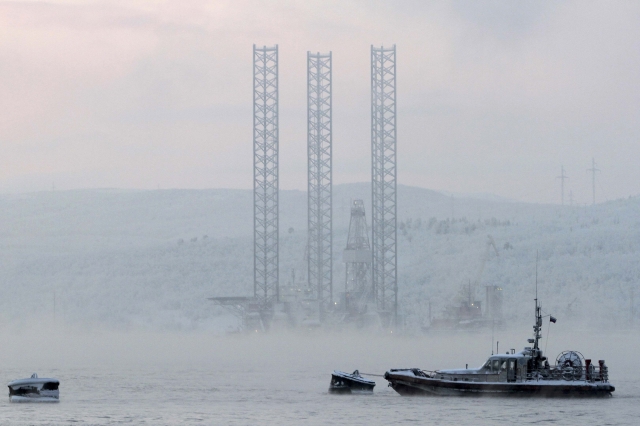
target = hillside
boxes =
[0,184,638,331]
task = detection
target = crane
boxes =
[474,235,499,289]
[458,235,499,309]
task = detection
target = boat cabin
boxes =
[7,374,60,402]
[436,350,534,383]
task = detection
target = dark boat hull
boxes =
[329,371,375,394]
[385,371,614,397]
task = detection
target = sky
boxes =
[0,0,638,204]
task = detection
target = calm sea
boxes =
[0,328,637,425]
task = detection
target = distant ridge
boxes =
[0,183,552,241]
[437,190,518,203]
[0,184,638,330]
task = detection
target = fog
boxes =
[1,0,639,423]
[1,0,639,203]
[0,186,637,332]
[4,326,636,374]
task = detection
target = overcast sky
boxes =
[1,0,638,204]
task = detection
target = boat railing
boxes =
[529,364,609,383]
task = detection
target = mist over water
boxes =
[0,187,638,423]
[1,0,639,423]
[1,326,639,425]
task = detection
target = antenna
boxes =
[535,250,538,303]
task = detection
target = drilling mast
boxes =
[307,51,333,322]
[343,200,373,314]
[371,45,397,327]
[253,44,279,320]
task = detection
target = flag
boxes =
[550,316,557,323]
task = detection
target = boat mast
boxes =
[533,303,542,350]
[533,251,542,351]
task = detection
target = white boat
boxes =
[8,374,60,403]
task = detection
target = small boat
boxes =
[385,300,615,397]
[8,374,60,403]
[329,370,375,394]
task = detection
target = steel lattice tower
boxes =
[253,45,279,312]
[307,51,333,321]
[343,200,372,312]
[371,45,397,327]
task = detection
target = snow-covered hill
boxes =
[0,184,638,331]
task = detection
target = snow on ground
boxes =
[0,184,638,331]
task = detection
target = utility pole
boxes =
[556,166,569,205]
[587,158,600,205]
[451,194,455,220]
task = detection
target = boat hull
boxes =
[10,395,59,403]
[329,371,375,394]
[385,371,614,397]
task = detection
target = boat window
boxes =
[9,386,38,396]
[491,359,501,372]
[42,382,59,391]
[481,361,491,371]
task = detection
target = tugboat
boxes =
[329,370,376,394]
[8,374,60,402]
[385,300,615,397]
